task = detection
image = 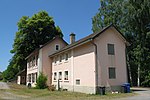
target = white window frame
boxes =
[64,71,69,80]
[59,71,62,80]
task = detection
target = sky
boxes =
[0,0,100,72]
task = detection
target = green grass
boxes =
[1,83,136,100]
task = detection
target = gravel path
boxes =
[120,87,150,100]
[0,82,29,100]
[0,82,10,89]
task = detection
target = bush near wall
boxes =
[36,73,47,89]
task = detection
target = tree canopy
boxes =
[92,0,150,86]
[3,11,63,80]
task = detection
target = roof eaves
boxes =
[49,38,92,57]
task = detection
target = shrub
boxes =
[36,73,47,89]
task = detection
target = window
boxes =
[32,57,34,66]
[22,76,25,80]
[28,74,31,82]
[33,56,35,66]
[27,60,30,68]
[107,44,115,55]
[109,67,116,79]
[54,57,57,64]
[55,44,60,51]
[36,55,38,66]
[59,55,62,62]
[32,73,35,82]
[54,72,57,80]
[35,72,37,82]
[76,79,80,85]
[59,72,62,80]
[30,59,32,67]
[65,53,68,61]
[64,71,68,80]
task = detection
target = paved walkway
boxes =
[0,82,10,89]
[120,87,150,100]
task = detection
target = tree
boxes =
[92,0,150,86]
[0,71,3,80]
[3,11,63,80]
[125,0,150,86]
[92,0,126,33]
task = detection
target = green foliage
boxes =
[92,0,126,32]
[92,0,150,86]
[3,11,63,81]
[0,72,3,80]
[36,73,47,89]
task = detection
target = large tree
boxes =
[92,0,150,86]
[125,0,150,86]
[3,11,63,80]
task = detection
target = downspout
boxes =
[90,39,99,93]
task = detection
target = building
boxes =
[26,24,129,94]
[17,69,26,85]
[26,36,67,87]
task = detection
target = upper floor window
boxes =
[36,55,38,66]
[107,44,115,55]
[59,55,62,62]
[33,56,35,66]
[55,44,60,51]
[54,57,57,64]
[109,67,116,79]
[65,53,68,61]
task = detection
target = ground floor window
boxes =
[76,79,80,85]
[28,74,31,82]
[64,71,68,80]
[109,67,116,79]
[54,72,57,80]
[32,73,35,83]
[59,72,62,80]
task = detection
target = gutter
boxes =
[90,39,99,93]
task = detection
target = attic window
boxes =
[55,44,60,51]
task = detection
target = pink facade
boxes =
[94,27,128,91]
[26,37,67,87]
[50,25,128,94]
[26,25,128,94]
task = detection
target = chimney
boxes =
[70,33,75,44]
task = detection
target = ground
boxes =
[120,87,150,100]
[0,82,149,100]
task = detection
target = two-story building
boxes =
[26,36,67,87]
[26,24,129,94]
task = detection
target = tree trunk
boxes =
[137,64,140,87]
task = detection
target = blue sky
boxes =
[0,0,99,71]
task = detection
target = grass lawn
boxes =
[0,83,136,100]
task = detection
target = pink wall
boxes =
[41,37,67,86]
[94,27,127,87]
[73,42,95,87]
